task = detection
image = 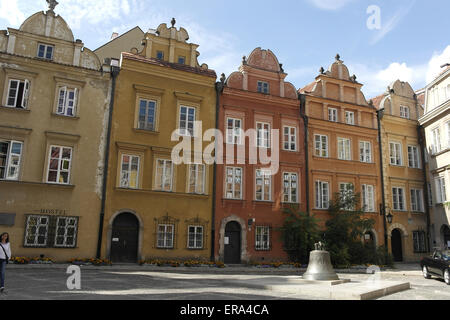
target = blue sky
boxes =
[1,0,450,98]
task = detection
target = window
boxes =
[345,111,355,125]
[257,81,269,94]
[408,146,420,169]
[256,122,270,148]
[24,214,78,248]
[120,154,139,189]
[340,183,354,210]
[435,177,447,204]
[446,121,450,149]
[255,226,270,251]
[37,43,54,60]
[54,216,78,248]
[188,164,205,194]
[283,172,298,203]
[314,134,328,157]
[57,86,78,117]
[255,169,271,201]
[428,183,433,207]
[47,146,72,184]
[156,51,164,60]
[283,126,297,151]
[410,189,424,212]
[138,99,156,131]
[179,106,196,136]
[178,56,186,64]
[338,137,351,160]
[392,187,405,211]
[6,79,30,109]
[362,184,375,212]
[226,118,242,145]
[328,108,338,122]
[359,141,372,163]
[431,128,441,154]
[225,167,242,199]
[0,140,23,180]
[315,181,329,209]
[187,226,203,249]
[413,231,427,253]
[155,159,173,191]
[389,142,402,166]
[400,106,410,119]
[157,224,174,248]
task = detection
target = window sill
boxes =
[133,128,159,135]
[51,113,79,120]
[0,180,75,189]
[0,105,30,112]
[252,200,274,204]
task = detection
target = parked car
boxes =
[420,249,450,285]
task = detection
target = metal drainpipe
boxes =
[376,109,388,252]
[417,124,431,252]
[96,65,120,259]
[299,93,310,215]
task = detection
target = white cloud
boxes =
[307,0,355,10]
[426,45,450,83]
[0,0,25,26]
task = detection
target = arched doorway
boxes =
[224,221,241,264]
[110,213,139,263]
[391,229,403,262]
[442,225,450,249]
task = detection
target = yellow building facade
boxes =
[0,6,111,261]
[98,21,217,263]
[374,80,429,262]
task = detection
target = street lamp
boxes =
[386,212,393,224]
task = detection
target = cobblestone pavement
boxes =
[0,263,448,301]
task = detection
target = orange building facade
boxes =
[214,48,306,263]
[299,55,385,248]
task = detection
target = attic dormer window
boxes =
[156,51,164,60]
[400,106,410,119]
[37,43,54,60]
[257,81,269,94]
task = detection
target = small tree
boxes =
[279,204,322,264]
[323,191,375,267]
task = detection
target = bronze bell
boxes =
[303,242,339,281]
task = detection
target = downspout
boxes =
[376,109,388,252]
[211,74,225,262]
[417,124,431,252]
[299,93,310,215]
[96,64,120,259]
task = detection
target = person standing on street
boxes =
[0,232,11,293]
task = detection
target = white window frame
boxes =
[188,163,205,194]
[57,86,78,117]
[431,128,441,154]
[157,224,174,248]
[46,145,72,185]
[255,169,272,201]
[155,159,173,192]
[226,117,242,145]
[54,216,78,248]
[256,122,270,148]
[446,121,450,149]
[435,177,447,204]
[6,78,30,109]
[362,184,375,212]
[314,134,328,158]
[255,226,270,251]
[257,81,269,94]
[283,126,297,151]
[392,187,406,211]
[345,111,355,125]
[410,189,424,213]
[400,106,410,119]
[37,43,54,60]
[178,105,196,137]
[282,172,298,203]
[389,142,402,166]
[328,108,338,122]
[138,98,157,131]
[187,225,203,249]
[0,140,23,181]
[24,215,49,247]
[407,145,421,169]
[338,137,351,161]
[120,154,140,189]
[315,180,329,209]
[225,167,242,200]
[359,141,372,163]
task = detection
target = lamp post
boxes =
[386,212,393,224]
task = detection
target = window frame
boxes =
[54,216,79,248]
[338,137,352,161]
[314,134,328,158]
[256,121,271,148]
[0,140,23,181]
[187,225,204,249]
[157,224,174,249]
[282,172,298,204]
[225,166,243,200]
[255,169,272,201]
[255,225,271,251]
[345,111,355,125]
[5,78,31,109]
[37,43,54,60]
[257,81,269,94]
[407,145,421,169]
[410,188,424,213]
[283,126,297,152]
[362,184,375,212]
[155,159,174,192]
[315,180,329,209]
[137,98,157,131]
[392,187,406,211]
[226,117,243,145]
[119,154,140,189]
[400,106,410,119]
[435,176,447,204]
[359,141,372,163]
[389,142,403,166]
[46,145,73,185]
[328,108,338,122]
[188,163,206,194]
[178,105,197,137]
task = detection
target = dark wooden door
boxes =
[224,221,241,264]
[111,213,139,263]
[391,229,403,262]
[443,226,450,248]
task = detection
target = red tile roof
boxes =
[298,81,316,94]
